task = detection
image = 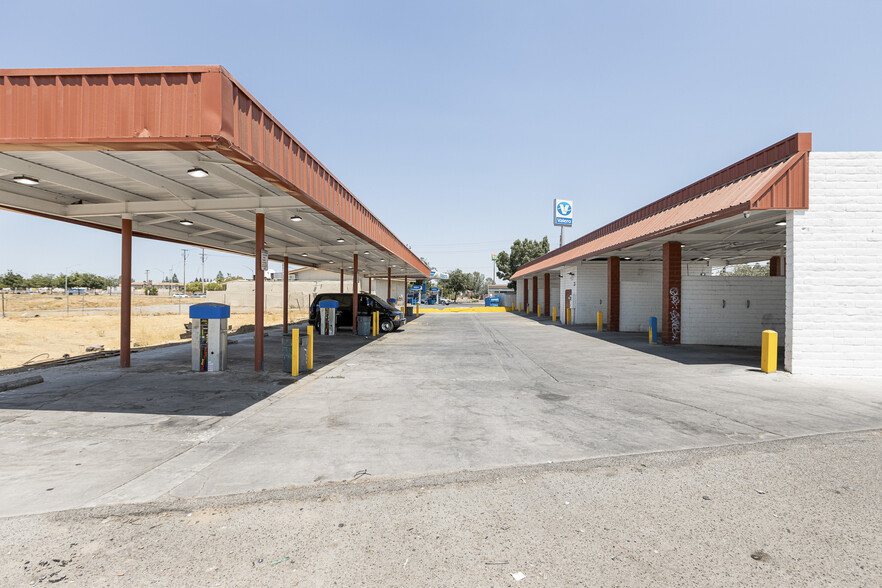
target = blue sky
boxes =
[1,0,880,281]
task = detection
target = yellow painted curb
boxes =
[416,307,512,313]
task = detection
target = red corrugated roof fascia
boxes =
[512,134,811,279]
[0,66,429,276]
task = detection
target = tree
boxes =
[0,270,25,289]
[27,273,55,289]
[718,263,770,277]
[216,270,225,282]
[171,273,179,284]
[495,237,551,286]
[441,269,468,301]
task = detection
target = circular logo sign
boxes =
[556,201,571,216]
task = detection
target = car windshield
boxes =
[367,293,395,310]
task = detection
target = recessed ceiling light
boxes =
[775,220,786,226]
[623,257,632,261]
[12,175,39,185]
[379,259,385,262]
[680,244,685,248]
[301,253,308,257]
[336,238,345,243]
[363,251,370,255]
[179,220,194,226]
[702,257,710,260]
[187,168,209,178]
[290,215,302,222]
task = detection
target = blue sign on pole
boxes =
[430,287,439,292]
[554,199,573,226]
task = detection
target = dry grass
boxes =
[0,293,187,313]
[0,311,306,369]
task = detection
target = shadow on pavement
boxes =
[513,312,783,368]
[0,322,381,417]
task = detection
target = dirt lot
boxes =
[0,311,306,369]
[0,293,184,314]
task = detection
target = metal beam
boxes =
[0,153,137,203]
[61,151,212,202]
[67,196,298,217]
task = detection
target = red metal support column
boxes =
[282,255,289,334]
[254,213,265,371]
[607,256,620,332]
[387,267,392,301]
[532,276,538,312]
[662,242,681,345]
[523,278,529,308]
[352,253,359,333]
[120,217,132,368]
[543,273,551,316]
[770,255,783,277]
[404,275,408,316]
[340,268,344,293]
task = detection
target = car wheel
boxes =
[380,319,394,333]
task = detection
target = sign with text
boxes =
[260,249,269,271]
[553,199,573,226]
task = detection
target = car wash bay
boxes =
[2,311,881,517]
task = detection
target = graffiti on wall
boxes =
[669,286,680,342]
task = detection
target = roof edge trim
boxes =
[513,133,811,277]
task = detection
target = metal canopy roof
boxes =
[0,66,429,279]
[512,133,811,279]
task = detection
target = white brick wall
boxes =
[786,152,882,376]
[682,277,784,346]
[620,262,662,332]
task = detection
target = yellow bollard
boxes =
[597,311,603,332]
[761,330,778,373]
[416,304,420,316]
[307,325,314,370]
[537,304,541,317]
[292,328,299,377]
[552,307,556,323]
[375,311,379,336]
[565,308,571,325]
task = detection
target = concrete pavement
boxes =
[1,312,881,517]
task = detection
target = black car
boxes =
[309,292,405,332]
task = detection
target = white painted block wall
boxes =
[620,263,662,332]
[549,281,560,317]
[574,262,606,324]
[786,152,882,376]
[559,266,578,321]
[681,277,784,346]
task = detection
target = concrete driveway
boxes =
[1,312,881,517]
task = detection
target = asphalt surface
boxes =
[2,312,881,585]
[1,430,879,586]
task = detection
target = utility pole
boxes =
[181,249,189,296]
[200,248,206,294]
[65,274,69,315]
[145,269,150,284]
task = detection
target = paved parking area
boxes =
[1,312,881,517]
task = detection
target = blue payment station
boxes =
[189,303,230,372]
